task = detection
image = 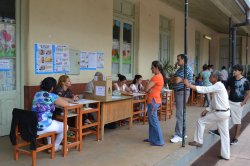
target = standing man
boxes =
[170,54,193,143]
[221,66,228,88]
[228,64,250,145]
[183,71,230,160]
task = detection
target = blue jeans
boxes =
[147,99,164,145]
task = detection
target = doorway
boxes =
[0,0,21,136]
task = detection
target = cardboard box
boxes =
[93,76,112,101]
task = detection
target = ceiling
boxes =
[161,0,250,35]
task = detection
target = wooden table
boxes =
[100,96,133,140]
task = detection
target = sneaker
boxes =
[170,135,182,143]
[188,141,203,147]
[171,135,187,139]
[230,138,238,145]
[208,129,220,136]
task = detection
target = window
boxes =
[112,0,135,79]
[159,16,171,62]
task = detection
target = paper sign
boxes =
[95,86,105,96]
[54,45,70,73]
[0,59,11,71]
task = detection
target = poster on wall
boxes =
[80,51,88,70]
[34,43,54,74]
[97,52,104,68]
[0,59,11,71]
[54,45,70,73]
[80,51,97,70]
[87,52,97,70]
[0,59,16,91]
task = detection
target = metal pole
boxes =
[182,0,188,147]
[246,33,248,64]
[229,18,232,71]
[246,33,248,77]
[232,27,237,67]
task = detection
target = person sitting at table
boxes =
[113,73,132,95]
[54,75,79,101]
[55,75,93,125]
[32,77,69,152]
[85,72,103,93]
[130,74,145,93]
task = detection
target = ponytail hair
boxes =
[132,74,142,84]
[152,60,167,85]
[117,73,127,82]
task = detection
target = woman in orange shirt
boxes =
[144,61,167,146]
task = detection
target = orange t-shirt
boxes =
[147,74,164,104]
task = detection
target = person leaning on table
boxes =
[32,77,69,152]
[143,60,167,146]
[183,71,230,160]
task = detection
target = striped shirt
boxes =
[174,65,193,90]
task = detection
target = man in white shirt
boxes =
[183,71,230,160]
[221,66,228,87]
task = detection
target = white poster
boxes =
[54,45,70,73]
[87,52,97,70]
[80,51,88,70]
[0,59,11,71]
[80,51,97,70]
[95,86,105,96]
[97,52,104,68]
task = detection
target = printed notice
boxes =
[95,86,105,96]
[0,59,11,71]
[54,45,70,73]
[80,51,88,70]
[97,52,104,68]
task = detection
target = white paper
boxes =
[95,86,105,96]
[80,51,88,69]
[0,59,11,70]
[87,52,97,69]
[54,45,70,73]
[97,52,104,68]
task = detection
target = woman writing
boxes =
[144,61,166,146]
[113,73,132,95]
[130,74,144,93]
[32,77,69,152]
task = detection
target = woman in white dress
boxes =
[130,74,144,93]
[113,73,132,95]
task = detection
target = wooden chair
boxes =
[132,94,147,124]
[10,108,56,166]
[161,90,174,120]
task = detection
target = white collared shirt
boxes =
[196,81,230,111]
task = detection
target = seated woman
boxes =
[113,73,132,95]
[32,77,69,152]
[54,75,92,125]
[130,74,145,93]
[54,75,79,101]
